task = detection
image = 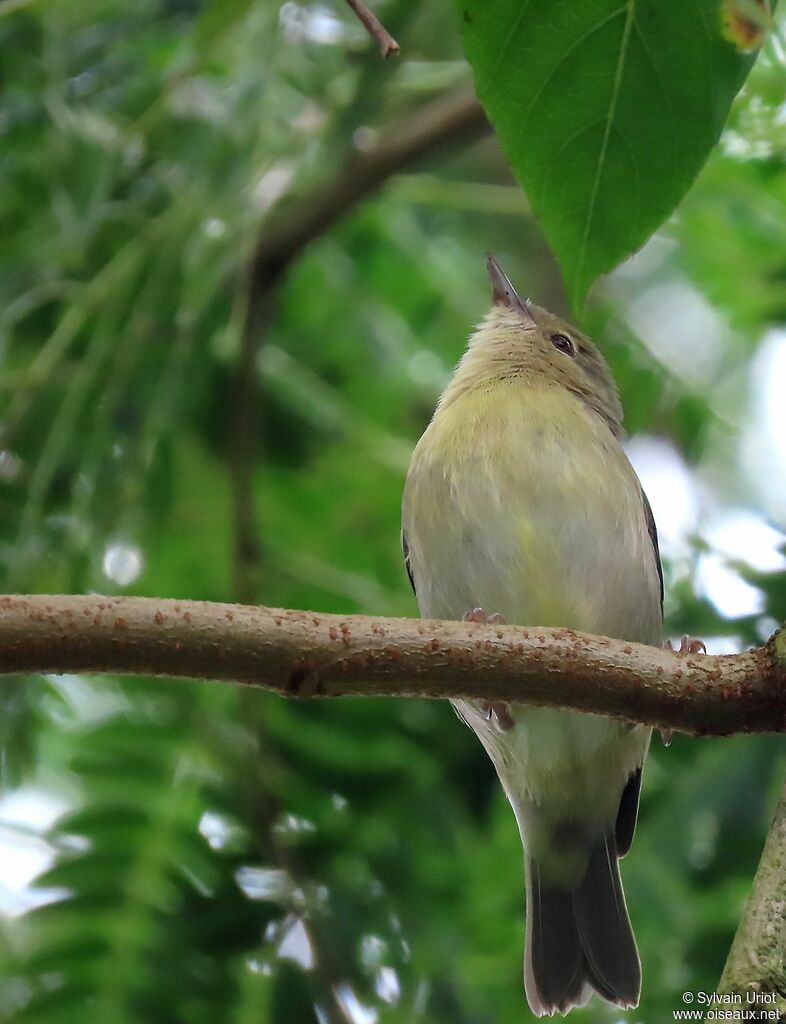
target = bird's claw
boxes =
[660,636,706,746]
[664,635,707,655]
[479,700,515,731]
[463,608,513,730]
[463,607,505,625]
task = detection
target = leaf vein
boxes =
[574,0,637,306]
[480,0,536,91]
[514,4,630,151]
[632,17,679,167]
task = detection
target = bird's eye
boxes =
[550,333,574,356]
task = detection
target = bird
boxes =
[401,254,665,1015]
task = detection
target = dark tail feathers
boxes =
[524,833,640,1016]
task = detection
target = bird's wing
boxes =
[640,488,664,616]
[401,528,416,595]
[613,489,662,857]
[615,766,642,857]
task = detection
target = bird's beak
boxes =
[486,253,534,324]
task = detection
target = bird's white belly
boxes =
[457,700,649,818]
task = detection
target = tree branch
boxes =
[229,86,488,600]
[711,773,786,1017]
[246,86,486,300]
[344,0,400,57]
[2,594,785,735]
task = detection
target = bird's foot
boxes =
[463,608,514,731]
[463,607,506,626]
[473,698,515,731]
[664,635,707,655]
[660,635,707,745]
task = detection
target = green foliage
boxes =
[0,1,785,1023]
[457,0,758,308]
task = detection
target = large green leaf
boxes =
[457,0,760,308]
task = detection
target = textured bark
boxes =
[0,594,785,735]
[711,775,786,1020]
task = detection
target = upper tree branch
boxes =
[2,594,785,735]
[246,86,486,302]
[229,86,487,599]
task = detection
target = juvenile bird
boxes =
[401,256,664,1015]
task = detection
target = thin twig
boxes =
[1,594,785,735]
[344,0,400,57]
[229,294,272,605]
[240,692,353,1024]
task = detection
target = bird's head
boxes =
[442,255,624,437]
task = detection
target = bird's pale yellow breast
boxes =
[403,379,662,646]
